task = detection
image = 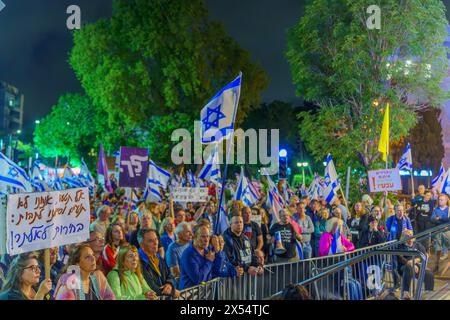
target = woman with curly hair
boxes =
[107,246,158,300]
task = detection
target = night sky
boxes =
[1,0,450,140]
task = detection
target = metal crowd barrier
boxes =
[176,222,449,300]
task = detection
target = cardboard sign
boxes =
[6,188,90,255]
[172,187,208,202]
[119,147,149,188]
[368,169,402,193]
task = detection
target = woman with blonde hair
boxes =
[107,246,158,300]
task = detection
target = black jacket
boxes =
[139,249,176,297]
[359,229,386,248]
[223,228,258,272]
[0,289,27,300]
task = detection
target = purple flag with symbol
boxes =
[119,147,149,188]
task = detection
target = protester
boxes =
[174,208,187,226]
[0,253,52,300]
[318,218,355,256]
[125,211,140,241]
[313,208,328,257]
[86,231,106,271]
[179,225,231,289]
[223,215,260,275]
[295,202,314,259]
[386,204,413,241]
[359,216,386,247]
[107,246,158,300]
[415,190,435,252]
[278,284,313,300]
[54,244,115,300]
[101,223,127,275]
[398,230,434,299]
[138,229,179,298]
[431,194,450,272]
[129,212,154,249]
[258,207,272,262]
[90,205,113,237]
[159,217,176,253]
[270,209,302,263]
[166,222,193,278]
[332,197,348,224]
[242,206,263,251]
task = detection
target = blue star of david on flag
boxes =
[202,104,226,131]
[200,73,242,144]
[8,166,19,178]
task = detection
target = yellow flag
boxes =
[378,103,389,162]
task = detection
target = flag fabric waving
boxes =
[234,167,258,207]
[378,103,390,162]
[198,144,222,186]
[200,73,242,144]
[264,174,284,225]
[323,154,340,204]
[144,160,171,202]
[329,223,344,255]
[397,143,413,171]
[432,164,445,191]
[0,152,33,193]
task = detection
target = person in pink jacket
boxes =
[54,244,115,300]
[319,218,355,257]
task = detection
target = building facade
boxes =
[0,81,24,137]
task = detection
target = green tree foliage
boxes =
[33,94,108,166]
[68,0,268,165]
[287,0,449,172]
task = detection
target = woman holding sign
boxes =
[0,252,52,300]
[54,244,115,300]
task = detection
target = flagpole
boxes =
[410,170,415,198]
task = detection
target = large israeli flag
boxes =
[397,143,413,171]
[0,152,33,192]
[439,168,450,195]
[323,154,340,204]
[200,73,242,144]
[30,162,50,192]
[198,144,221,186]
[263,173,284,225]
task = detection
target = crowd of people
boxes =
[0,177,448,300]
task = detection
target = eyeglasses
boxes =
[87,237,105,243]
[23,265,40,273]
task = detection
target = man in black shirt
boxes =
[270,209,302,263]
[414,191,435,252]
[242,206,263,251]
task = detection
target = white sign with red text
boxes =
[368,169,402,193]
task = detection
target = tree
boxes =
[287,0,449,172]
[33,93,109,167]
[69,0,269,165]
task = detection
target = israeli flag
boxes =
[234,167,258,207]
[329,224,344,255]
[0,152,33,193]
[144,160,171,202]
[30,162,50,192]
[52,168,64,191]
[323,154,340,204]
[200,73,242,144]
[439,168,450,195]
[80,159,95,186]
[397,143,413,171]
[214,196,230,235]
[198,144,222,186]
[263,174,284,225]
[432,164,445,190]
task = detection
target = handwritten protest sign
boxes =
[172,187,208,202]
[6,188,90,255]
[368,169,402,193]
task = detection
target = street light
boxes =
[279,149,287,158]
[16,130,21,134]
[35,120,40,124]
[297,162,309,185]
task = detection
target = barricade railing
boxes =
[176,222,449,300]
